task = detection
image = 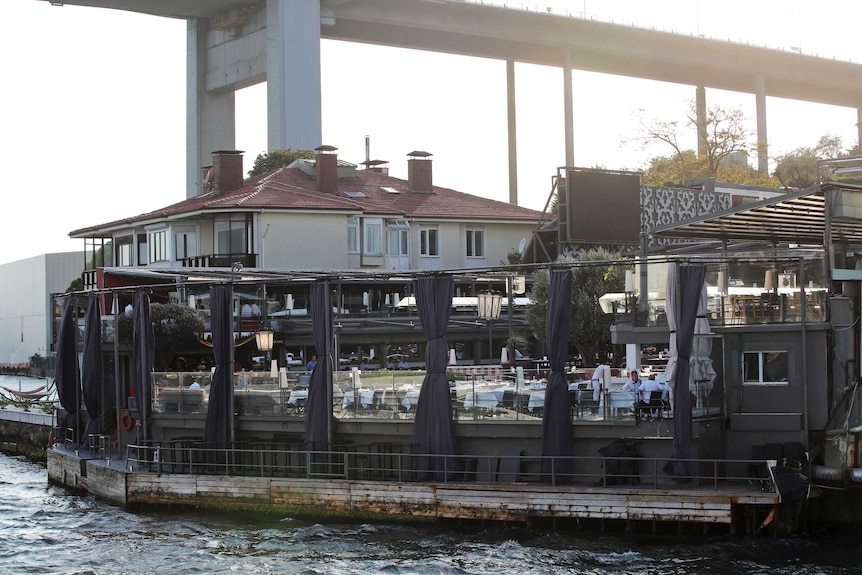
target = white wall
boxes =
[0,252,82,365]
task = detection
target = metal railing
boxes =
[148,368,724,423]
[122,441,771,491]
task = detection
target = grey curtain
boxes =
[663,264,706,482]
[131,291,154,444]
[410,276,457,480]
[55,297,81,444]
[540,270,574,481]
[81,295,103,448]
[203,286,233,448]
[304,283,331,452]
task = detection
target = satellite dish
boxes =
[517,237,527,254]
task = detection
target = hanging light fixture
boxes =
[255,328,273,352]
[477,291,502,365]
[477,291,502,321]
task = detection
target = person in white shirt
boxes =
[638,374,665,419]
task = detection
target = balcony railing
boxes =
[182,254,257,268]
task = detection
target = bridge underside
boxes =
[41,0,862,198]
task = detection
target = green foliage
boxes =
[635,100,783,188]
[149,302,206,371]
[773,134,846,189]
[502,249,523,266]
[65,277,83,293]
[525,248,626,367]
[248,148,315,177]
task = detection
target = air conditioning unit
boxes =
[778,273,797,289]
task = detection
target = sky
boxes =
[3,0,862,265]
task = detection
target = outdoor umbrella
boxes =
[55,296,80,445]
[410,275,457,480]
[540,270,574,482]
[664,263,679,386]
[304,282,332,452]
[131,291,154,444]
[81,295,102,448]
[691,281,717,405]
[203,285,233,448]
[664,264,706,482]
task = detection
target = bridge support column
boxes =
[265,0,322,155]
[564,49,574,169]
[857,108,862,150]
[187,18,236,199]
[506,59,518,205]
[755,75,768,174]
[696,86,707,158]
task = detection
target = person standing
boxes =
[306,354,317,371]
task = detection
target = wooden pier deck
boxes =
[48,446,779,536]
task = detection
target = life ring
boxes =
[120,412,135,431]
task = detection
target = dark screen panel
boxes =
[565,169,641,243]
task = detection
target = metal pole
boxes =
[799,258,809,452]
[229,264,239,445]
[507,274,514,372]
[113,290,121,457]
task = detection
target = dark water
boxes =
[0,453,858,575]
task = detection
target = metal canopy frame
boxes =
[651,182,862,246]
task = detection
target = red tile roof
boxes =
[70,161,543,237]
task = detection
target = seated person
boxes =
[620,370,640,413]
[397,359,409,370]
[621,371,640,400]
[637,374,665,419]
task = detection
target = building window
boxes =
[742,351,789,385]
[137,234,148,265]
[466,228,485,258]
[420,225,439,257]
[363,218,382,255]
[148,229,168,263]
[347,216,359,253]
[214,214,252,256]
[116,236,133,267]
[174,228,198,261]
[387,220,410,256]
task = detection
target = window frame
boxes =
[419,224,439,257]
[347,216,359,254]
[173,226,198,262]
[466,227,485,258]
[363,217,383,255]
[741,350,789,386]
[147,227,169,263]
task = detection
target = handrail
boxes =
[122,442,772,491]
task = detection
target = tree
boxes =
[248,148,314,177]
[773,134,845,189]
[643,150,779,187]
[525,248,627,367]
[149,302,206,371]
[634,101,757,183]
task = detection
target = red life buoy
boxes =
[120,412,135,431]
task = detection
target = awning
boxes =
[651,182,862,245]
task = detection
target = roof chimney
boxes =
[211,150,244,195]
[316,144,338,193]
[361,159,389,175]
[407,151,433,192]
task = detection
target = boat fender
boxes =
[120,412,135,431]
